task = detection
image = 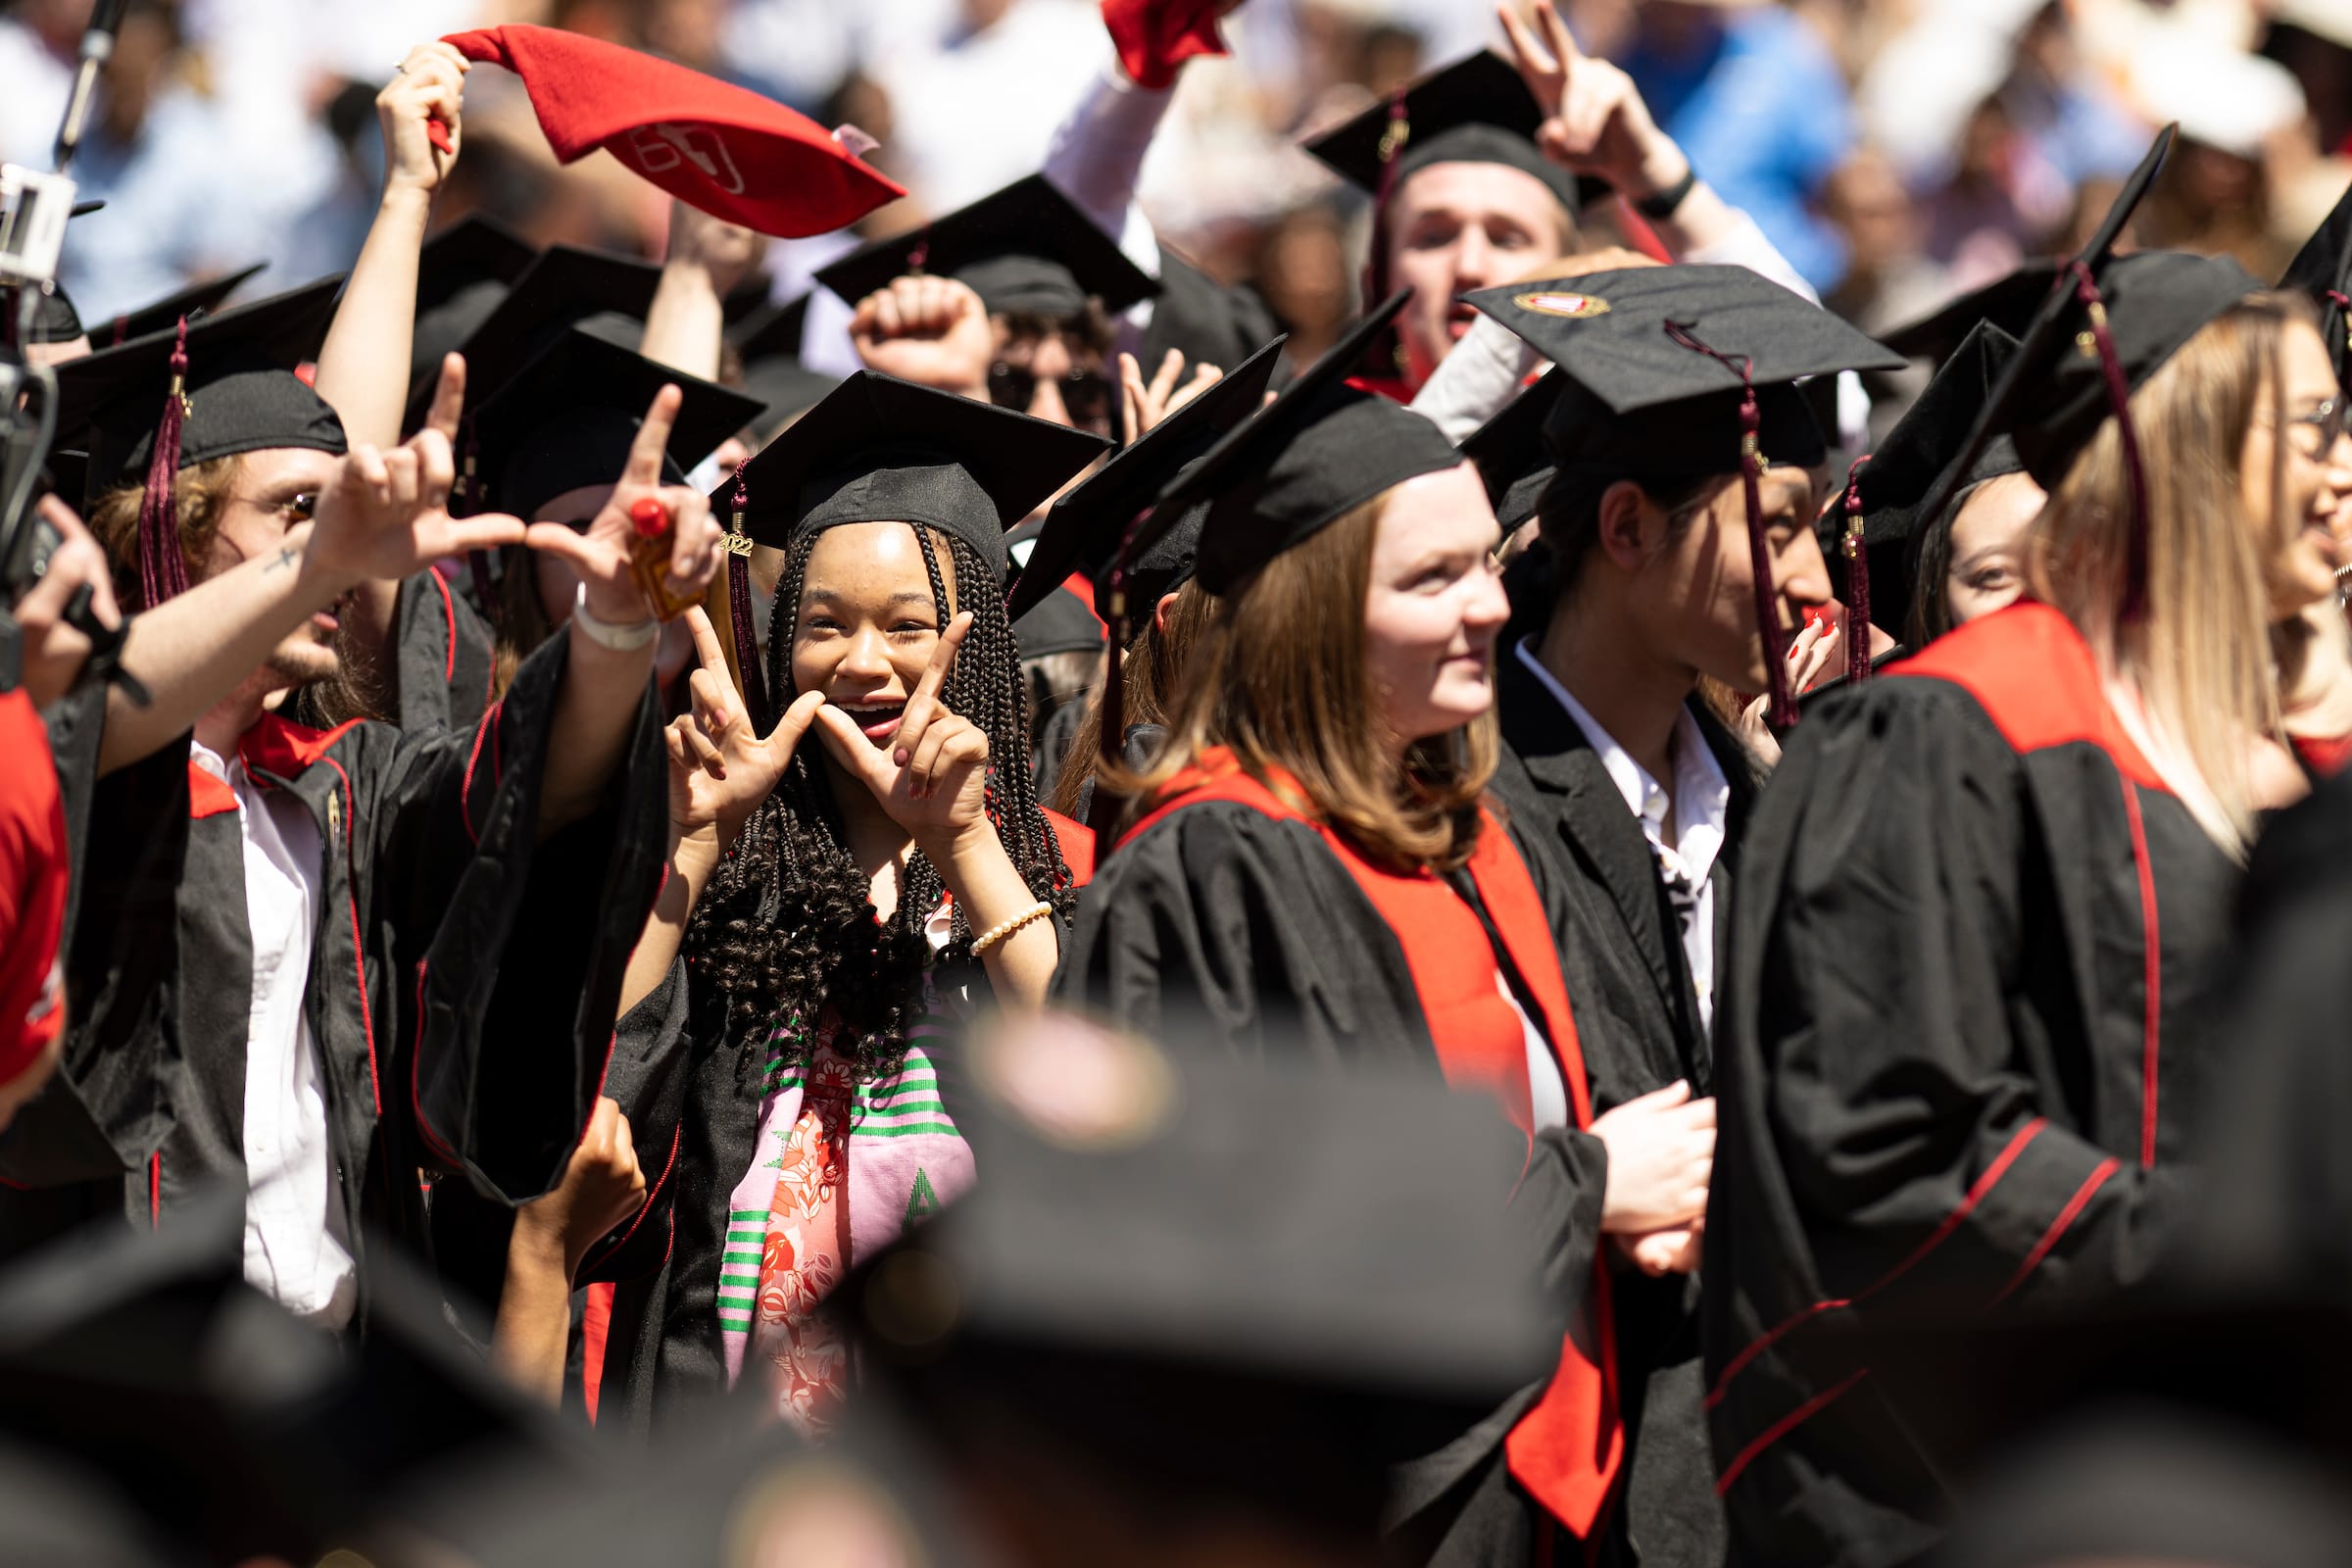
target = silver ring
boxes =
[393,61,407,74]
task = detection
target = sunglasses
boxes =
[988,362,1113,429]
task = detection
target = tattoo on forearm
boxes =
[265,545,299,572]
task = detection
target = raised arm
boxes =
[96,359,525,775]
[309,41,471,714]
[523,388,725,838]
[638,199,761,382]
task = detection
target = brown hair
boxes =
[1113,496,1495,871]
[2031,290,2313,858]
[1047,576,1218,816]
[492,549,561,701]
[86,455,242,601]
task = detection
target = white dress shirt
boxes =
[1514,642,1731,1034]
[190,740,357,1330]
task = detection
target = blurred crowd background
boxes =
[8,0,2351,389]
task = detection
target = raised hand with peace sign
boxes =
[665,607,827,849]
[1497,0,1691,215]
[524,383,725,634]
[810,610,994,849]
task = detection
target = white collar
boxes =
[1512,639,1729,839]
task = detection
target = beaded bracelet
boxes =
[970,900,1054,957]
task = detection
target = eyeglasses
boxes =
[988,362,1113,430]
[2285,397,2345,459]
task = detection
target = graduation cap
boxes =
[1466,264,1904,719]
[412,241,664,433]
[1878,264,2055,365]
[1152,290,1459,597]
[1826,319,2024,649]
[467,325,762,522]
[1009,585,1106,660]
[837,1011,1556,1541]
[30,262,273,351]
[728,293,838,440]
[1906,125,2230,625]
[0,1188,590,1568]
[1458,366,1567,533]
[2279,174,2352,390]
[53,275,346,608]
[812,172,1159,319]
[718,370,1109,726]
[1301,52,1605,262]
[412,213,540,381]
[1004,333,1287,624]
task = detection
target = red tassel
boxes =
[136,318,193,610]
[2067,261,2148,622]
[727,462,771,735]
[1662,320,1794,727]
[1840,453,1873,685]
[1083,502,1159,838]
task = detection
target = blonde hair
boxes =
[2029,291,2313,859]
[86,455,242,602]
[1114,495,1496,871]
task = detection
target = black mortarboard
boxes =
[1829,319,2024,647]
[813,173,1159,319]
[1152,291,1460,596]
[1469,265,1903,717]
[726,369,1111,578]
[468,326,762,521]
[1301,52,1602,230]
[412,214,540,380]
[54,275,347,606]
[838,1013,1554,1539]
[0,1189,587,1568]
[729,293,837,439]
[32,263,274,351]
[2279,175,2352,389]
[413,242,663,433]
[1910,125,2211,622]
[1878,265,2055,365]
[1005,334,1286,623]
[1458,366,1566,532]
[1010,585,1105,660]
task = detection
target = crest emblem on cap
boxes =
[1514,290,1610,319]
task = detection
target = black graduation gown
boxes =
[0,633,668,1319]
[1489,646,1760,1568]
[1052,790,1612,1567]
[1703,603,2237,1568]
[392,564,499,735]
[591,811,1097,1437]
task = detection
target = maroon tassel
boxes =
[726,462,772,735]
[2067,261,2149,622]
[135,317,193,610]
[1084,502,1158,838]
[1662,320,1794,727]
[1840,453,1873,686]
[1373,87,1411,210]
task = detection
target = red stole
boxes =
[1123,749,1623,1537]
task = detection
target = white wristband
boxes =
[571,583,659,652]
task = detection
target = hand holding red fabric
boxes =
[441,25,905,237]
[1102,0,1233,90]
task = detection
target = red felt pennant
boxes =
[1102,0,1229,90]
[441,25,906,237]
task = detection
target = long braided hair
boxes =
[686,521,1078,1082]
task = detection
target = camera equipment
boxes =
[0,0,136,698]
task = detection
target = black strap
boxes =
[1444,865,1555,1053]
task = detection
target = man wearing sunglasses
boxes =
[821,174,1157,454]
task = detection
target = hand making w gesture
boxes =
[665,607,826,849]
[812,610,991,849]
[524,384,722,629]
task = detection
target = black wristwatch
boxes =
[1633,162,1699,221]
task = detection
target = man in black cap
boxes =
[5,288,713,1337]
[1304,0,1822,407]
[1465,263,1901,1568]
[817,173,1160,443]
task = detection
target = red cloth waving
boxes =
[442,26,905,236]
[1102,0,1230,90]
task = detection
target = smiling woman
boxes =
[590,369,1108,1437]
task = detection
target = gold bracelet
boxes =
[970,900,1054,958]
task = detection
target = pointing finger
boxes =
[425,354,466,445]
[768,687,827,755]
[685,605,731,680]
[621,385,683,490]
